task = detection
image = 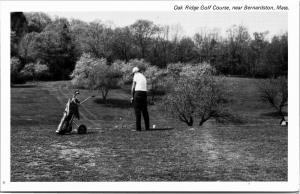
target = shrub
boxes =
[127,58,150,72]
[113,58,151,85]
[166,62,185,78]
[11,57,25,84]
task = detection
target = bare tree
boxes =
[130,20,160,58]
[112,27,135,62]
[258,76,287,121]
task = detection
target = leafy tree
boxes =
[24,12,51,33]
[264,33,288,77]
[176,37,197,63]
[69,19,90,58]
[18,32,39,63]
[31,18,76,79]
[11,57,25,84]
[11,12,28,57]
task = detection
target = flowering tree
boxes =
[71,53,123,103]
[163,63,238,126]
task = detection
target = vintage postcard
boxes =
[0,0,299,192]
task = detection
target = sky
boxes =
[48,11,287,39]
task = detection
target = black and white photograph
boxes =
[1,0,299,192]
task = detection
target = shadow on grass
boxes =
[148,127,174,131]
[94,98,132,109]
[11,84,37,88]
[57,131,98,136]
[261,111,287,117]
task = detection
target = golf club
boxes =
[80,95,96,104]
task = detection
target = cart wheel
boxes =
[77,124,87,134]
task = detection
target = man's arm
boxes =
[131,81,136,99]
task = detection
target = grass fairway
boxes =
[11,78,287,181]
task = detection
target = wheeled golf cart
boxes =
[56,90,95,135]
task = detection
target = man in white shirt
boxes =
[131,67,150,131]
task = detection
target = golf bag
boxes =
[56,97,80,135]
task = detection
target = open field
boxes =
[11,77,287,181]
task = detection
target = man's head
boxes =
[73,90,80,97]
[132,67,139,74]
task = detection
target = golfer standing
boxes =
[131,67,150,131]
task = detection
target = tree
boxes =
[225,25,251,75]
[69,19,90,58]
[149,25,172,67]
[71,53,123,103]
[258,76,287,121]
[163,63,238,126]
[11,57,25,84]
[24,12,51,33]
[20,61,49,82]
[112,27,136,62]
[193,28,220,64]
[130,20,160,58]
[18,32,39,64]
[176,37,197,63]
[11,12,28,57]
[80,21,114,62]
[144,66,167,102]
[248,32,269,77]
[32,18,76,79]
[264,33,288,77]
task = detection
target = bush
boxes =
[113,58,151,85]
[112,60,133,84]
[166,62,185,78]
[11,57,25,84]
[163,63,238,127]
[144,66,168,102]
[20,61,49,82]
[127,58,150,72]
[71,53,123,102]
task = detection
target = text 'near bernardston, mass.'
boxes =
[174,4,288,11]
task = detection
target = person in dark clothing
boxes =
[131,67,150,131]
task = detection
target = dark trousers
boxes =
[133,91,149,131]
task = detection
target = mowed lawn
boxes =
[10,77,287,181]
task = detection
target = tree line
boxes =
[11,12,287,84]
